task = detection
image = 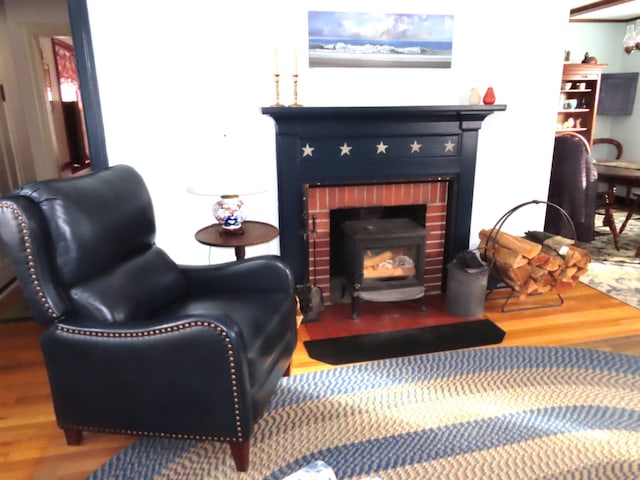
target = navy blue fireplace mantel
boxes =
[261,104,506,300]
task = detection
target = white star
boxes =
[339,142,352,156]
[376,141,388,154]
[302,143,315,157]
[410,140,422,153]
[444,140,456,152]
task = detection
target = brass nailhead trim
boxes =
[0,202,58,318]
[61,423,238,442]
[58,321,244,441]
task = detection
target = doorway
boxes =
[45,36,91,175]
[0,82,19,288]
[0,0,103,289]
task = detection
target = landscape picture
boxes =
[308,11,454,68]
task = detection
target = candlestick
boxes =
[273,48,279,75]
[271,73,283,107]
[288,74,303,108]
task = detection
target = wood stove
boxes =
[342,218,426,319]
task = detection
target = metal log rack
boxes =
[483,200,577,313]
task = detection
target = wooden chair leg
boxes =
[619,211,633,234]
[620,194,639,235]
[283,362,292,377]
[604,208,621,250]
[229,440,250,472]
[63,427,83,445]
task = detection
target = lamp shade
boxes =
[186,133,270,232]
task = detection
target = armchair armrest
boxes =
[179,255,295,296]
[40,315,255,438]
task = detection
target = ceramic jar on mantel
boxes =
[213,195,248,232]
[468,87,482,105]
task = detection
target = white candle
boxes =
[293,51,298,75]
[273,48,279,75]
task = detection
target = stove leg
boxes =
[351,296,359,320]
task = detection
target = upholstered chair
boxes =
[545,131,598,242]
[0,165,297,472]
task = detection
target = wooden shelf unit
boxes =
[557,63,607,147]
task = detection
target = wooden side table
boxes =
[195,220,280,260]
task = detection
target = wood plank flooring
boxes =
[1,281,639,479]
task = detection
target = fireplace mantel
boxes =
[261,104,506,297]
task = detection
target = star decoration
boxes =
[410,140,422,153]
[302,143,315,157]
[444,140,456,152]
[339,142,352,156]
[376,141,388,154]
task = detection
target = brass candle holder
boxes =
[288,74,303,108]
[271,74,284,107]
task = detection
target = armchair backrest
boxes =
[0,165,186,326]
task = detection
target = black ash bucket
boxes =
[445,251,489,318]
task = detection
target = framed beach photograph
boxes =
[308,11,454,68]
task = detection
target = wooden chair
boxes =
[593,137,640,253]
[592,137,623,160]
[619,191,640,258]
[594,186,621,250]
[592,138,624,250]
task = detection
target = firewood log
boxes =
[363,250,394,268]
[363,266,415,278]
[479,229,542,259]
[479,227,591,299]
[479,238,529,267]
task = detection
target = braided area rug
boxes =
[580,211,640,309]
[89,346,640,479]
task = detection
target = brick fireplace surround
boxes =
[307,181,448,301]
[262,105,505,318]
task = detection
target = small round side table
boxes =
[195,220,280,260]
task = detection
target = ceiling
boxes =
[570,1,640,21]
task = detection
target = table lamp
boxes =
[187,135,268,234]
[188,182,269,234]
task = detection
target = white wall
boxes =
[85,0,571,265]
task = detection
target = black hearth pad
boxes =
[303,320,505,365]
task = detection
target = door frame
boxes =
[67,0,107,172]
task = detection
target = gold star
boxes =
[376,141,388,154]
[302,143,315,157]
[410,140,422,153]
[444,140,456,152]
[339,142,352,156]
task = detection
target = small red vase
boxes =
[483,87,496,105]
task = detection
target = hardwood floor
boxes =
[1,281,639,479]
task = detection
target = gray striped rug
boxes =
[89,346,640,479]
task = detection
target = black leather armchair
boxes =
[545,131,598,242]
[0,165,297,471]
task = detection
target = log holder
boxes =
[483,200,577,313]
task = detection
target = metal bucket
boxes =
[445,253,490,318]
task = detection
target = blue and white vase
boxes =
[213,195,248,231]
